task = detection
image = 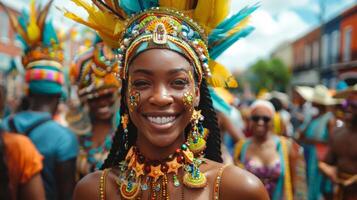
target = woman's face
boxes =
[127,49,199,148]
[249,107,273,138]
[88,93,115,120]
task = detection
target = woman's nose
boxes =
[148,85,173,107]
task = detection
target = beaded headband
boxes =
[119,8,209,84]
[72,42,121,101]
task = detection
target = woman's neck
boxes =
[91,118,112,138]
[135,134,186,161]
[253,132,272,144]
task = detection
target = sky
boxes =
[5,0,357,72]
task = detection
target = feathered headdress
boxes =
[71,35,121,101]
[1,0,64,95]
[63,0,258,88]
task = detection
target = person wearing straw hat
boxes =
[319,84,357,200]
[298,85,338,200]
[290,86,314,139]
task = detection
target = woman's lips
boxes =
[143,113,180,131]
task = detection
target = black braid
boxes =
[199,78,223,163]
[0,129,10,200]
[102,77,223,168]
[101,81,137,169]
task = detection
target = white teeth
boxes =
[147,116,176,125]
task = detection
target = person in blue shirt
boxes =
[0,1,78,199]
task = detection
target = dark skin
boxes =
[87,93,115,149]
[320,92,357,198]
[18,173,46,200]
[28,93,76,200]
[73,49,268,200]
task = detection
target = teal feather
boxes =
[15,34,29,52]
[209,26,254,60]
[208,4,258,45]
[42,20,59,46]
[119,0,158,15]
[18,10,29,33]
[209,87,232,116]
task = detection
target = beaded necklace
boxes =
[117,144,206,200]
[78,131,113,172]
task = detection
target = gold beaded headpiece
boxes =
[63,0,258,88]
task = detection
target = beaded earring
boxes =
[121,114,129,150]
[187,110,208,155]
[182,110,208,189]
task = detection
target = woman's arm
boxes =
[19,173,45,200]
[220,165,269,200]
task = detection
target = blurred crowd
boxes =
[1,75,356,200]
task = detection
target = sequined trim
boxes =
[99,169,109,200]
[213,164,229,200]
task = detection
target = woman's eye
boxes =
[132,80,150,88]
[172,79,189,86]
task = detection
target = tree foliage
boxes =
[244,58,291,93]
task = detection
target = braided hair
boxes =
[101,76,222,169]
[0,129,10,200]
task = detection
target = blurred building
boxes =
[0,4,21,72]
[291,27,321,86]
[271,42,293,70]
[286,3,357,87]
[333,5,357,86]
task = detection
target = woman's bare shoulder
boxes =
[202,159,268,200]
[73,171,103,200]
[221,165,269,200]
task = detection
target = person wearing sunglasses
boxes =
[234,100,307,200]
[319,84,357,200]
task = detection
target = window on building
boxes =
[343,26,352,62]
[304,44,312,67]
[331,30,340,64]
[322,34,329,68]
[0,12,9,41]
[312,40,319,66]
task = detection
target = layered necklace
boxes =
[117,110,209,199]
[117,143,206,200]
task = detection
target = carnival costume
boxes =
[64,0,257,199]
[0,1,79,199]
[69,36,121,176]
[234,136,308,200]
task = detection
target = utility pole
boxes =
[318,0,326,84]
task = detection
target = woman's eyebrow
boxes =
[132,68,153,76]
[168,68,189,75]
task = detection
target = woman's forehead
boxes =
[128,49,193,74]
[251,106,273,116]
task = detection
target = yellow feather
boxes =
[226,17,250,36]
[208,59,238,88]
[64,0,125,48]
[194,0,230,34]
[159,0,173,7]
[27,0,41,44]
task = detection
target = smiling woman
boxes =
[65,0,268,199]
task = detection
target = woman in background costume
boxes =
[68,36,121,178]
[234,100,307,200]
